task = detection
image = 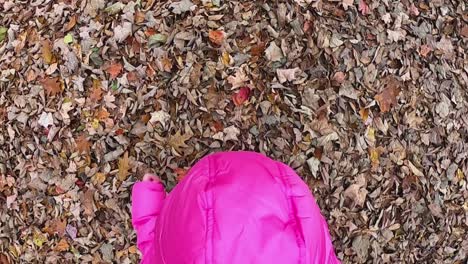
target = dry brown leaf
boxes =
[168,131,191,153]
[374,78,401,112]
[89,79,103,101]
[82,189,95,217]
[208,30,225,45]
[40,77,62,96]
[105,62,123,79]
[43,218,66,237]
[75,135,91,154]
[0,253,9,264]
[65,15,77,32]
[41,40,54,64]
[54,239,69,252]
[92,172,107,185]
[118,152,131,181]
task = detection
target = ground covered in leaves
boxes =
[1,0,467,263]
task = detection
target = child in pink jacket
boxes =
[132,151,340,263]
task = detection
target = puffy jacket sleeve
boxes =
[132,181,166,263]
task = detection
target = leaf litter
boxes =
[0,0,467,263]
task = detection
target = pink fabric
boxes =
[132,151,340,264]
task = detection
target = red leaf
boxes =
[358,0,370,15]
[232,87,250,106]
[209,30,225,45]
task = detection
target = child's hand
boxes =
[143,173,160,182]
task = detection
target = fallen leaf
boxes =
[54,239,69,252]
[409,3,419,16]
[169,0,196,14]
[358,0,370,15]
[40,77,62,96]
[0,253,9,264]
[369,147,380,168]
[65,224,77,240]
[38,112,54,128]
[104,2,125,14]
[64,33,73,44]
[232,87,250,106]
[374,78,401,112]
[75,135,91,154]
[149,110,170,127]
[114,22,132,43]
[148,33,167,47]
[65,15,77,31]
[105,62,123,79]
[92,172,107,185]
[89,80,103,101]
[461,25,468,38]
[250,42,266,57]
[81,189,95,217]
[276,68,300,83]
[41,40,54,64]
[168,131,191,152]
[342,0,354,9]
[43,219,66,237]
[307,157,320,178]
[227,67,249,88]
[33,231,47,247]
[265,41,283,62]
[0,27,7,43]
[419,45,432,57]
[96,107,110,121]
[407,161,424,177]
[223,125,240,141]
[333,72,346,84]
[117,152,131,181]
[209,30,225,45]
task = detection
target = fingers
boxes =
[143,173,160,182]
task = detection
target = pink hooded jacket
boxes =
[132,151,340,264]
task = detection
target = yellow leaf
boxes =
[366,127,375,143]
[91,118,100,129]
[369,147,380,168]
[118,152,131,181]
[33,231,47,247]
[92,172,107,185]
[222,51,231,66]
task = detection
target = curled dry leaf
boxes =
[208,30,225,45]
[232,87,250,106]
[374,78,401,112]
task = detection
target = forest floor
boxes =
[0,0,467,263]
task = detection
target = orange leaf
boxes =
[374,78,401,112]
[105,62,123,79]
[40,77,62,96]
[118,152,131,181]
[65,15,77,32]
[41,40,54,64]
[96,107,110,121]
[209,30,225,45]
[43,218,66,237]
[75,135,91,154]
[232,87,250,106]
[54,238,69,252]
